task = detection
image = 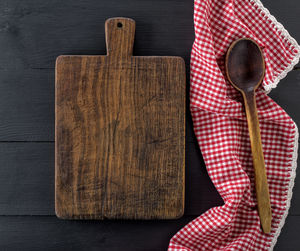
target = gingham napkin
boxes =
[169,0,300,250]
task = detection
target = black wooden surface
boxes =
[0,0,299,250]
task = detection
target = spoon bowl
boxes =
[226,38,265,93]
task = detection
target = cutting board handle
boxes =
[105,17,135,58]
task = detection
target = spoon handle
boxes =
[243,91,272,234]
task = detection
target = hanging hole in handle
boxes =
[117,22,123,28]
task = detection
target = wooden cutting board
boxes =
[55,17,186,219]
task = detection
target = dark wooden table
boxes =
[0,0,299,250]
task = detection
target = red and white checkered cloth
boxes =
[169,0,300,250]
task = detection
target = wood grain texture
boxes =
[55,18,186,219]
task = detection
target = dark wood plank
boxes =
[0,143,54,215]
[55,17,186,220]
[0,69,54,141]
[274,215,300,250]
[0,142,223,216]
[0,215,194,251]
[262,0,300,45]
[0,0,194,70]
[0,141,298,216]
[0,215,298,250]
[269,70,300,126]
[0,0,298,70]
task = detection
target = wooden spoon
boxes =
[225,38,272,233]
